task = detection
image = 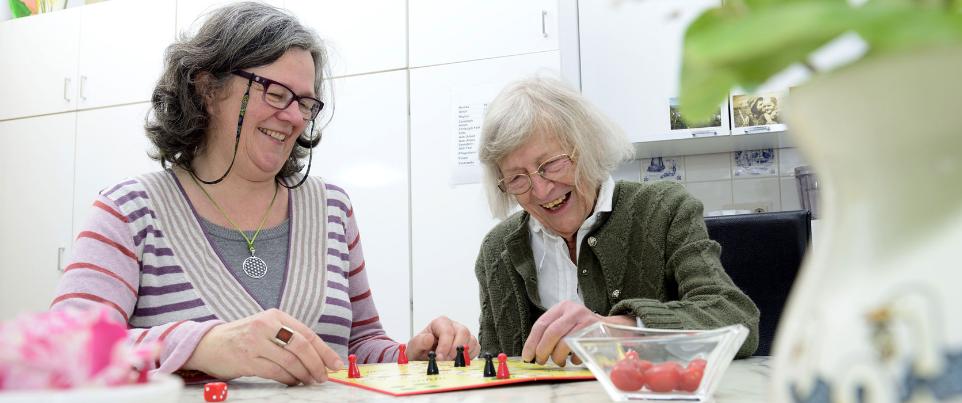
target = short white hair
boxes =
[478,76,634,218]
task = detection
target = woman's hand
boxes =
[521,300,635,366]
[406,316,480,361]
[183,308,343,385]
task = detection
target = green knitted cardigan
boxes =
[475,180,760,358]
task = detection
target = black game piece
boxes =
[426,351,439,375]
[483,352,496,377]
[454,346,466,367]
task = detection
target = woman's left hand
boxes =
[521,300,635,366]
[406,316,480,361]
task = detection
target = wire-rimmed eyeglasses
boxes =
[232,70,324,121]
[497,154,574,195]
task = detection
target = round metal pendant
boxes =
[243,256,268,279]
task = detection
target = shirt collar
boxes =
[527,176,616,237]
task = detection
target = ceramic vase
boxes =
[771,46,962,403]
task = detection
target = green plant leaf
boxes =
[9,0,31,18]
[681,2,859,121]
[856,7,962,56]
[678,0,962,123]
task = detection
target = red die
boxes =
[204,382,228,402]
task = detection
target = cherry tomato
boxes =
[645,362,682,392]
[677,367,704,392]
[610,361,645,391]
[687,358,707,371]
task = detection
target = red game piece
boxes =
[397,344,408,365]
[204,382,228,402]
[348,354,362,378]
[496,353,510,379]
[462,344,471,366]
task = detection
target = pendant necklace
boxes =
[190,173,279,279]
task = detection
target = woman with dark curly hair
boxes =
[51,1,476,386]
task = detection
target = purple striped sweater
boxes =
[51,171,400,375]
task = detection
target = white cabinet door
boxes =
[409,51,561,336]
[0,113,77,320]
[0,8,80,120]
[409,0,559,68]
[579,0,727,142]
[77,0,175,109]
[72,103,158,238]
[312,71,411,339]
[286,0,406,78]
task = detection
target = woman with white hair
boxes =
[475,76,760,365]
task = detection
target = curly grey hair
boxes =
[478,76,634,218]
[145,1,328,179]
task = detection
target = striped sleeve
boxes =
[51,192,222,374]
[342,200,399,364]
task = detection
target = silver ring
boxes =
[271,325,295,347]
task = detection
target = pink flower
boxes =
[0,307,159,391]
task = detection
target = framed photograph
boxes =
[667,97,729,138]
[729,91,788,134]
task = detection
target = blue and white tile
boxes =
[612,159,641,182]
[685,180,733,215]
[641,156,684,182]
[732,148,777,178]
[732,177,781,212]
[685,152,732,182]
[778,148,808,177]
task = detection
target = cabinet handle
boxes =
[80,75,87,102]
[64,77,71,102]
[541,10,548,38]
[57,247,65,272]
[744,126,772,134]
[691,130,717,138]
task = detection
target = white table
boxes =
[178,357,771,402]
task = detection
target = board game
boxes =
[327,357,596,396]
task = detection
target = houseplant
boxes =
[678,1,962,402]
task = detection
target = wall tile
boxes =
[778,147,808,177]
[641,156,684,182]
[732,177,781,212]
[780,177,802,211]
[612,159,641,182]
[685,153,732,182]
[685,180,733,215]
[732,148,777,178]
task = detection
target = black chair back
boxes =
[703,210,811,356]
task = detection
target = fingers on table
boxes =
[429,317,457,360]
[251,356,299,386]
[521,307,563,363]
[261,337,317,385]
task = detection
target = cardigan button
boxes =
[581,269,588,275]
[612,289,621,298]
[587,237,597,247]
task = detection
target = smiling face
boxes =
[498,131,597,241]
[203,48,316,182]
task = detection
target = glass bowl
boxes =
[566,323,749,402]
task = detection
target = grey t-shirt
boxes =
[199,217,290,309]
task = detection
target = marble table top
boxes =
[177,356,770,402]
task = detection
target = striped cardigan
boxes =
[51,171,399,374]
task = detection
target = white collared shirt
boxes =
[528,176,615,309]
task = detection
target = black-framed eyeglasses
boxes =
[232,70,324,121]
[497,154,574,195]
